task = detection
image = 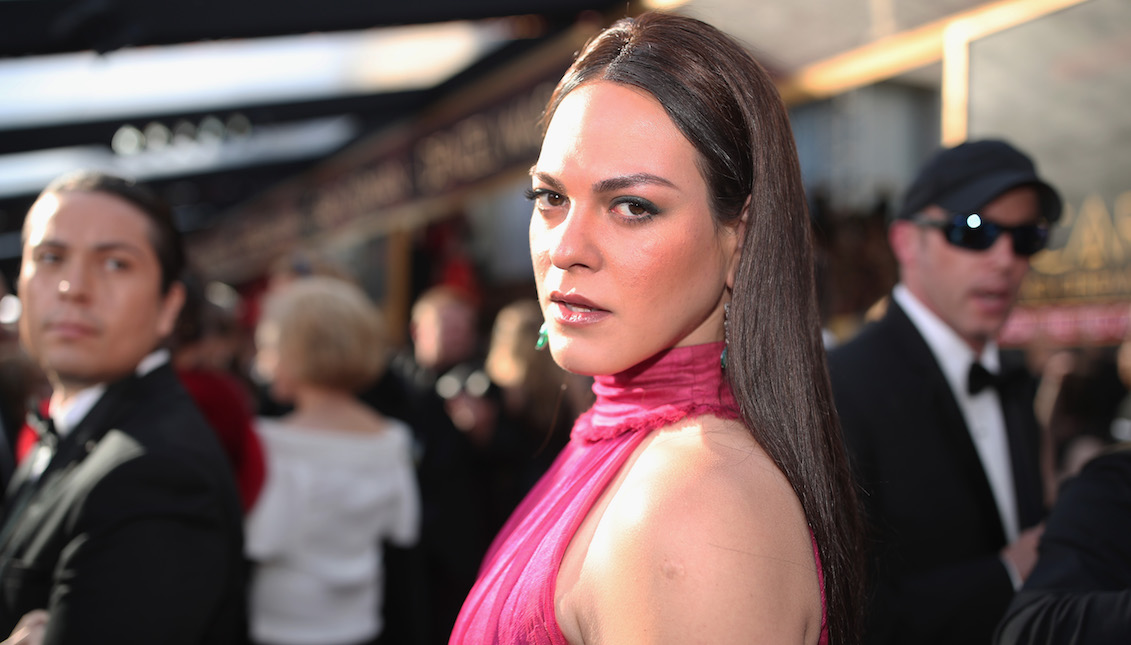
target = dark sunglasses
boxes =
[914,213,1049,256]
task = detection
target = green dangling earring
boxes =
[536,322,549,351]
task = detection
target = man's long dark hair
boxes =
[543,12,865,643]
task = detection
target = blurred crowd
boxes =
[0,225,595,645]
[0,144,1128,645]
[0,221,1127,645]
[0,197,1128,644]
[201,251,591,644]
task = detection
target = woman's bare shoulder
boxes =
[573,416,822,644]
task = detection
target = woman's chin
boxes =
[549,343,641,378]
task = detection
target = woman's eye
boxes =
[525,188,567,209]
[104,258,129,271]
[611,198,659,220]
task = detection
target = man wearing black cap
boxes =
[828,139,1060,644]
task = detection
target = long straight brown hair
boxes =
[542,12,865,643]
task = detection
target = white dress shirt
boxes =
[27,349,171,481]
[51,349,170,437]
[893,285,1021,545]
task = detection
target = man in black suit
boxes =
[828,140,1060,644]
[0,171,246,643]
[994,444,1131,644]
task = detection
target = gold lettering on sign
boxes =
[415,133,450,195]
[416,114,501,193]
[415,84,549,195]
[1031,192,1131,275]
[495,96,536,158]
[1021,268,1131,301]
[311,161,412,230]
[1022,190,1131,303]
[1118,191,1131,245]
[457,115,495,179]
[1075,195,1125,269]
[495,82,554,158]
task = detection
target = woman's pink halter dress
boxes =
[450,342,828,644]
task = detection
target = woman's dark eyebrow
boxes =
[529,170,677,195]
[593,173,676,194]
[529,171,566,194]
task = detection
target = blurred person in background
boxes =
[0,170,246,643]
[1029,341,1126,501]
[247,276,419,645]
[480,299,578,514]
[256,250,433,644]
[451,12,864,644]
[400,286,481,385]
[254,248,358,418]
[171,269,265,511]
[386,284,491,645]
[994,440,1131,643]
[0,275,38,491]
[257,248,410,426]
[828,139,1059,644]
[441,299,582,535]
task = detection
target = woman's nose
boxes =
[543,208,600,271]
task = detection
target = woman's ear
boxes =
[725,199,751,290]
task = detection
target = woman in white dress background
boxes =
[248,276,420,645]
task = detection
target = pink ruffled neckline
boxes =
[573,342,741,443]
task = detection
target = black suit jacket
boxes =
[828,300,1045,645]
[0,364,246,644]
[995,447,1131,644]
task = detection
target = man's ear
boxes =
[888,220,918,267]
[725,199,751,290]
[156,281,186,340]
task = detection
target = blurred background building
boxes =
[0,0,1127,350]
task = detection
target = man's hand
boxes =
[0,610,48,645]
[1002,524,1046,583]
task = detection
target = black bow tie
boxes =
[968,362,1008,395]
[26,409,57,447]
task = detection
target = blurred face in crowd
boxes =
[485,305,532,388]
[253,319,298,403]
[529,81,742,376]
[412,298,477,371]
[891,185,1040,354]
[19,190,184,399]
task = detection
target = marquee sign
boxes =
[952,0,1131,345]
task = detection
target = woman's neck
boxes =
[287,387,361,420]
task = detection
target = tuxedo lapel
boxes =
[0,373,140,553]
[5,442,39,502]
[46,374,143,476]
[997,355,1045,527]
[883,302,1009,545]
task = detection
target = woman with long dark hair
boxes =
[451,12,864,644]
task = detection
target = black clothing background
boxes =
[0,364,247,644]
[828,300,1045,644]
[995,446,1131,645]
